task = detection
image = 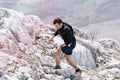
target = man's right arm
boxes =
[48,35,55,43]
[48,30,58,43]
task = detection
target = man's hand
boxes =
[61,43,66,48]
[48,38,53,44]
[48,36,55,44]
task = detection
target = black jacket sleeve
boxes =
[54,30,59,36]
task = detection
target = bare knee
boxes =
[66,55,72,62]
[54,50,58,55]
[54,48,61,57]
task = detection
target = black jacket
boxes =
[54,22,76,45]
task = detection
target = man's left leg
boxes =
[65,55,78,69]
[65,55,81,73]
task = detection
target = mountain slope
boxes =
[1,0,120,27]
[81,19,120,42]
[0,8,120,80]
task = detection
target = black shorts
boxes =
[61,42,76,55]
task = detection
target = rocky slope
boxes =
[0,8,120,80]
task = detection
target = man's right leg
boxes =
[54,47,62,69]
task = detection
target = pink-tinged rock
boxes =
[0,52,16,69]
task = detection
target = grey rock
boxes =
[0,70,4,77]
[33,74,42,80]
[1,75,11,80]
[18,74,28,80]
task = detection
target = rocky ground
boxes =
[0,8,120,80]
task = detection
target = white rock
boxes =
[0,52,16,68]
[90,76,101,80]
[73,43,96,69]
[18,66,32,74]
[28,78,34,80]
[97,38,120,51]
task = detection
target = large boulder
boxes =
[0,8,44,54]
[73,43,96,69]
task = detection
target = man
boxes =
[48,18,81,73]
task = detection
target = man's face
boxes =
[54,23,62,30]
